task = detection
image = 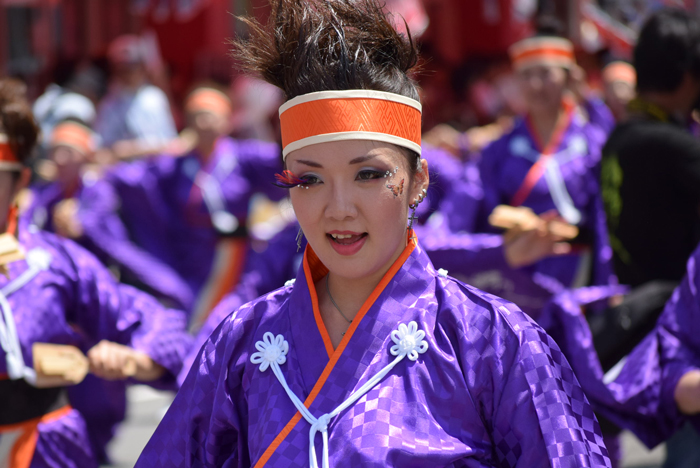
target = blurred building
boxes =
[0,0,694,126]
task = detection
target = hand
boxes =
[87,340,165,382]
[422,124,461,156]
[53,199,83,239]
[675,370,700,415]
[503,211,572,268]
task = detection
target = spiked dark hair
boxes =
[232,0,421,169]
[233,0,419,101]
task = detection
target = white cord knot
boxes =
[437,268,448,278]
[26,248,52,271]
[390,321,428,361]
[250,332,288,372]
[312,413,331,433]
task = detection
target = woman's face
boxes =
[188,110,230,143]
[287,140,428,282]
[518,65,568,113]
[50,145,86,186]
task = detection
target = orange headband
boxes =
[603,61,636,85]
[279,90,422,159]
[0,134,22,171]
[510,37,575,72]
[185,88,232,117]
[51,122,95,155]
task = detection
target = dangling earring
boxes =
[408,203,418,230]
[407,189,427,230]
[295,228,304,252]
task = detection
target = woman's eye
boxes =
[299,175,321,186]
[356,170,384,181]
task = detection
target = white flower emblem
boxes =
[26,248,52,271]
[250,332,289,372]
[437,268,448,278]
[284,278,296,288]
[390,321,428,361]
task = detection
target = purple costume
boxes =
[541,243,700,448]
[442,104,615,296]
[79,136,283,313]
[24,177,182,462]
[0,226,192,467]
[142,235,611,467]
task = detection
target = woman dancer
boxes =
[443,34,614,300]
[0,79,192,467]
[137,2,611,466]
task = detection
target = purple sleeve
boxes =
[78,177,194,310]
[474,140,507,233]
[539,286,682,448]
[419,228,508,276]
[236,139,285,203]
[656,251,700,429]
[55,235,193,387]
[136,305,256,467]
[585,97,616,136]
[457,294,611,466]
[417,146,463,222]
[436,159,485,234]
[180,224,302,385]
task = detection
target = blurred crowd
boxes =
[4,1,700,467]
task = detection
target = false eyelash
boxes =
[274,170,306,188]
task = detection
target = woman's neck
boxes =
[529,105,564,149]
[317,238,408,348]
[196,138,218,164]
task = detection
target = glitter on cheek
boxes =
[386,178,404,198]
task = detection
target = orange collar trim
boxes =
[279,90,422,159]
[254,230,417,468]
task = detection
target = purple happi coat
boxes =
[541,242,700,448]
[443,103,615,294]
[0,225,192,467]
[140,233,611,467]
[79,136,283,313]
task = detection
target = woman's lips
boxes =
[327,232,368,256]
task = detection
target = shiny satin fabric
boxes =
[141,236,611,467]
[0,226,192,467]
[542,243,700,449]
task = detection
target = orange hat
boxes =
[279,90,422,159]
[509,37,576,72]
[185,88,232,117]
[50,121,95,155]
[0,134,22,171]
[602,61,636,86]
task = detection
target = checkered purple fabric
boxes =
[0,228,192,467]
[137,242,611,467]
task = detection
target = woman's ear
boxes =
[410,158,430,204]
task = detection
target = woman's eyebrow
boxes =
[349,154,377,165]
[295,159,323,168]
